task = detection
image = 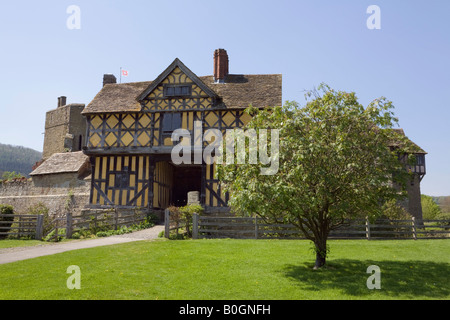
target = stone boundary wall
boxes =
[0,177,90,217]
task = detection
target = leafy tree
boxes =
[1,171,25,181]
[421,195,442,219]
[218,84,418,269]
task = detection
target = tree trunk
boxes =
[314,251,326,269]
[313,238,327,269]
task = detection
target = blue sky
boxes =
[0,0,449,196]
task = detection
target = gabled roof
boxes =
[203,74,282,110]
[30,151,89,176]
[136,58,218,101]
[81,59,282,115]
[391,128,427,154]
[82,74,282,115]
[82,81,151,115]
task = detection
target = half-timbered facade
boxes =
[82,49,282,211]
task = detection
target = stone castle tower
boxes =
[42,96,86,160]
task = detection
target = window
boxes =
[162,113,182,133]
[164,85,191,97]
[415,154,425,166]
[115,169,129,189]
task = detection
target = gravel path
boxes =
[0,224,165,265]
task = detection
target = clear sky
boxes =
[0,0,449,196]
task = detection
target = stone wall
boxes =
[0,176,90,218]
[43,103,86,159]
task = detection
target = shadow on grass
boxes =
[283,259,450,299]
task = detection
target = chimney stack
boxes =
[57,96,67,108]
[103,74,117,87]
[214,49,229,83]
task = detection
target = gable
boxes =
[137,58,218,112]
[81,60,281,115]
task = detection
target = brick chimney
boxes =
[214,49,229,83]
[103,74,117,87]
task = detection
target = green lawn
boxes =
[0,238,448,300]
[0,239,44,249]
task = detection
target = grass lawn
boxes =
[0,238,448,300]
[0,239,44,249]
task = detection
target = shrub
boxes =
[43,228,66,242]
[382,200,409,220]
[167,204,204,238]
[436,212,450,228]
[71,229,96,239]
[421,195,442,220]
[25,202,52,235]
[0,204,14,240]
[180,204,204,237]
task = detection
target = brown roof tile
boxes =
[81,74,282,115]
[30,151,89,176]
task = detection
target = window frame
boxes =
[161,112,182,134]
[163,84,192,98]
[115,168,130,189]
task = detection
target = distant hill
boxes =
[432,196,450,214]
[0,143,42,177]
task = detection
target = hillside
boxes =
[432,196,450,214]
[0,143,42,177]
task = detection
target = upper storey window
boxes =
[164,85,191,97]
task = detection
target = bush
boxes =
[71,229,95,239]
[0,204,14,240]
[436,212,450,228]
[421,195,442,220]
[25,202,52,236]
[168,204,204,238]
[43,228,66,242]
[72,212,156,239]
[382,200,409,220]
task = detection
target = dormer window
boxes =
[164,85,191,97]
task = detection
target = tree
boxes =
[421,195,441,219]
[218,84,418,269]
[1,171,24,181]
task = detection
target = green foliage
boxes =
[0,204,14,215]
[43,228,66,242]
[180,203,204,237]
[95,216,156,237]
[180,203,204,216]
[25,202,52,236]
[71,214,156,239]
[71,229,95,240]
[0,204,14,240]
[218,83,420,268]
[1,171,25,181]
[421,195,442,219]
[168,204,204,238]
[382,199,410,220]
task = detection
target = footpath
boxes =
[0,224,165,264]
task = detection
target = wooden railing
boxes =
[188,215,450,240]
[0,214,44,240]
[44,208,157,241]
